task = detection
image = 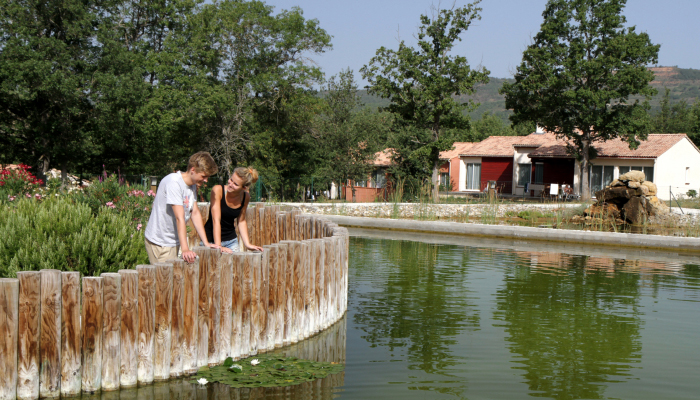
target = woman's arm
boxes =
[210,185,224,247]
[238,193,263,252]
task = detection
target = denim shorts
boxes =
[201,237,240,252]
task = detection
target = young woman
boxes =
[203,167,263,253]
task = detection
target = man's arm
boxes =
[171,204,198,263]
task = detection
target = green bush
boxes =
[0,197,148,278]
[0,164,44,201]
[517,210,544,219]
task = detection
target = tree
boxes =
[312,69,392,201]
[360,2,489,202]
[501,0,659,200]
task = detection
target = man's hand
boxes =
[182,250,198,263]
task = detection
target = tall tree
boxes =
[501,0,659,200]
[361,2,489,202]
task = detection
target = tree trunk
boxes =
[351,184,356,203]
[432,161,440,204]
[581,139,591,200]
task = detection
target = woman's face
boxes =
[227,173,246,192]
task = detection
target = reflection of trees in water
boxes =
[494,254,643,400]
[350,238,480,377]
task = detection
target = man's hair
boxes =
[187,152,218,176]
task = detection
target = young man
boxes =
[144,152,219,263]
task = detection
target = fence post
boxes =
[60,271,81,397]
[219,253,233,363]
[182,259,199,375]
[153,263,173,381]
[230,254,245,360]
[118,270,138,387]
[40,270,62,398]
[136,265,155,385]
[0,278,19,400]
[169,260,184,378]
[81,276,103,393]
[17,272,40,400]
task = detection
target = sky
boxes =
[263,0,700,86]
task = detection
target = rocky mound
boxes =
[586,170,669,224]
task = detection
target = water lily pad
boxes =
[192,355,344,388]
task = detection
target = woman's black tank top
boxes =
[204,188,246,242]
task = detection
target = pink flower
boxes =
[147,190,156,197]
[106,201,116,209]
[8,195,16,201]
[25,193,31,198]
[34,193,42,199]
[137,223,142,231]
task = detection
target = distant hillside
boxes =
[358,66,700,124]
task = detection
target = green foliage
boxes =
[0,197,148,278]
[361,2,490,200]
[501,0,660,200]
[194,355,344,388]
[0,164,44,200]
[687,189,697,198]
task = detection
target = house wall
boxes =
[343,186,387,202]
[449,157,461,191]
[513,148,537,195]
[655,138,700,200]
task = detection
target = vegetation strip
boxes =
[193,355,344,388]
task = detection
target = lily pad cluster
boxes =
[193,355,344,388]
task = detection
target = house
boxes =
[438,142,477,191]
[453,131,700,200]
[343,149,394,202]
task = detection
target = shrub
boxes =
[687,189,697,198]
[0,164,44,200]
[72,174,155,228]
[0,196,148,278]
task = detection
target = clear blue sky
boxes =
[264,0,700,86]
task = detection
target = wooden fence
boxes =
[0,206,349,400]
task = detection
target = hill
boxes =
[358,66,700,124]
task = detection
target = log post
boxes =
[81,276,103,393]
[255,203,264,246]
[275,243,286,348]
[290,210,300,241]
[136,265,155,385]
[0,278,19,400]
[60,271,81,397]
[265,245,278,350]
[230,254,245,360]
[290,241,302,343]
[118,270,138,387]
[219,253,233,362]
[205,249,221,366]
[279,241,294,346]
[240,253,254,358]
[246,206,256,249]
[194,250,208,369]
[256,251,268,352]
[181,259,199,375]
[17,272,40,400]
[153,263,173,381]
[169,260,185,378]
[323,238,335,328]
[101,273,121,391]
[40,269,61,398]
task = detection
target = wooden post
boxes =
[323,238,335,328]
[240,253,254,358]
[101,273,121,391]
[81,276,103,393]
[60,271,81,397]
[251,251,264,354]
[246,206,256,248]
[118,270,138,387]
[40,269,61,398]
[169,260,184,378]
[314,239,324,333]
[290,210,300,241]
[206,250,221,366]
[255,251,268,353]
[277,212,286,242]
[275,243,286,348]
[219,253,233,362]
[279,241,294,346]
[301,241,313,340]
[0,278,19,400]
[265,245,278,350]
[230,254,245,360]
[291,241,303,343]
[258,206,266,246]
[136,265,155,385]
[304,241,316,338]
[153,263,173,381]
[17,272,40,400]
[182,259,199,375]
[194,249,208,369]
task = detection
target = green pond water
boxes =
[88,230,700,400]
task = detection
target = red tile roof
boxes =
[439,142,477,160]
[529,134,690,159]
[461,132,560,157]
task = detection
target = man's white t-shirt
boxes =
[144,172,197,247]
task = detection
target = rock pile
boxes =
[586,170,669,224]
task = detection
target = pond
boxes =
[85,230,700,400]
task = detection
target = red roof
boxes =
[529,134,691,159]
[373,148,395,166]
[461,132,560,157]
[439,142,477,160]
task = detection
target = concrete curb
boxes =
[318,215,700,254]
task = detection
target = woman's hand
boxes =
[246,244,264,252]
[220,247,234,254]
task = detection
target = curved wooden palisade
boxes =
[1,207,348,399]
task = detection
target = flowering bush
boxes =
[0,164,44,200]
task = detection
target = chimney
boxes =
[535,125,545,134]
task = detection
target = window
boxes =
[619,166,654,181]
[533,163,544,184]
[465,163,481,190]
[440,173,450,189]
[518,163,531,187]
[590,165,614,193]
[372,168,387,189]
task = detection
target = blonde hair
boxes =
[233,166,259,188]
[187,152,218,176]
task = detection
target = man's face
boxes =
[190,168,209,187]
